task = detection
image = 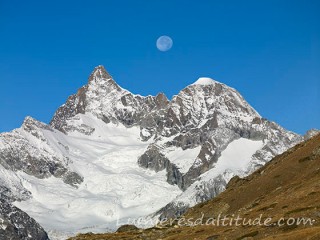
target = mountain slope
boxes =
[0,66,303,239]
[70,133,320,240]
[2,115,181,239]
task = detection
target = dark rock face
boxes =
[166,164,184,188]
[49,88,87,134]
[0,185,30,203]
[62,171,84,187]
[155,202,190,221]
[0,199,49,240]
[138,145,184,189]
[138,145,170,172]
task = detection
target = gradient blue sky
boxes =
[0,0,319,134]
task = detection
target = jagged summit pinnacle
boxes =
[86,65,124,94]
[88,65,112,83]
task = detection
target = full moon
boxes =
[156,36,173,51]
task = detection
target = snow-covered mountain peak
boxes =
[173,76,261,125]
[50,66,132,132]
[187,77,237,94]
[86,65,124,93]
[192,77,217,85]
[88,65,112,82]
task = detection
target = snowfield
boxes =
[164,146,202,174]
[167,138,265,208]
[202,138,265,180]
[13,115,182,239]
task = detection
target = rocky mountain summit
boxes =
[0,66,304,238]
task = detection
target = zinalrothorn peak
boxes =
[0,65,303,239]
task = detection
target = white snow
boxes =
[0,221,7,231]
[164,146,201,174]
[202,138,264,181]
[166,138,265,208]
[192,77,216,86]
[0,138,4,148]
[0,163,27,200]
[141,128,152,138]
[12,114,182,240]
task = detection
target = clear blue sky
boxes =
[0,0,319,134]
